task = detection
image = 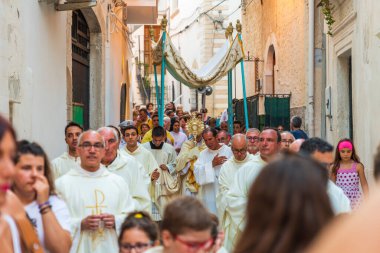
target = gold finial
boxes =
[187,112,205,144]
[225,22,234,39]
[161,15,168,31]
[149,25,154,40]
[236,19,242,33]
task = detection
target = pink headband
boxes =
[338,141,353,151]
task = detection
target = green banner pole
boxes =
[228,70,233,135]
[153,65,161,121]
[159,31,167,127]
[238,33,249,130]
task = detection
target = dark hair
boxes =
[140,123,151,130]
[300,137,334,155]
[162,196,213,236]
[233,120,242,127]
[147,103,154,110]
[64,121,83,136]
[152,126,165,137]
[0,115,16,143]
[107,125,121,142]
[234,153,333,253]
[374,145,380,180]
[291,116,302,128]
[14,140,56,195]
[139,108,148,114]
[331,138,361,178]
[202,128,218,138]
[124,125,139,135]
[262,127,281,143]
[151,114,159,120]
[118,211,158,244]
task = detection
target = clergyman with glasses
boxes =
[55,130,136,253]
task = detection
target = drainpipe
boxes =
[307,0,315,137]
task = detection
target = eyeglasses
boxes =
[246,136,259,141]
[232,148,247,154]
[79,142,104,150]
[281,139,294,144]
[120,242,152,253]
[175,235,214,251]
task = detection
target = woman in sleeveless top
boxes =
[331,139,369,209]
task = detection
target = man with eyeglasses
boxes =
[145,197,221,253]
[142,126,179,223]
[97,127,151,213]
[300,138,351,215]
[194,128,233,215]
[224,128,281,250]
[55,130,135,253]
[280,131,295,150]
[217,130,231,146]
[246,128,261,155]
[51,121,83,180]
[216,134,254,252]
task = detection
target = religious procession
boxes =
[2,0,380,252]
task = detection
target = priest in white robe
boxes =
[224,128,281,251]
[176,135,207,196]
[142,126,180,221]
[55,130,135,253]
[98,127,151,213]
[51,122,83,180]
[194,128,232,215]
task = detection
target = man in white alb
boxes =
[194,128,233,215]
[51,122,83,180]
[55,130,135,253]
[97,127,151,213]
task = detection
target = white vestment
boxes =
[217,154,254,222]
[194,144,233,214]
[51,152,80,180]
[104,151,151,213]
[327,180,352,214]
[121,145,159,178]
[55,167,135,253]
[142,142,180,220]
[223,155,267,252]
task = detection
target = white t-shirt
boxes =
[25,195,71,252]
[170,131,188,150]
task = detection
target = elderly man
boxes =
[289,138,305,152]
[216,134,254,251]
[280,131,295,150]
[300,138,351,214]
[194,128,233,215]
[246,128,260,155]
[55,130,135,253]
[97,127,151,213]
[217,130,231,146]
[51,122,83,180]
[224,128,281,251]
[220,121,228,132]
[142,126,179,222]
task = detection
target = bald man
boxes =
[217,134,255,251]
[289,138,305,153]
[280,131,295,150]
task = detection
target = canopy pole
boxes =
[159,16,168,127]
[237,20,249,130]
[153,65,161,121]
[228,70,233,135]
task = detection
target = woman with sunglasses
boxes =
[119,211,159,253]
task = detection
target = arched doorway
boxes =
[264,45,276,94]
[72,10,90,129]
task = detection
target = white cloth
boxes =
[170,131,188,151]
[51,152,80,180]
[104,151,151,213]
[194,144,233,214]
[3,214,22,253]
[220,109,228,122]
[25,196,71,252]
[223,155,267,252]
[55,166,135,253]
[217,154,254,221]
[327,180,352,214]
[121,145,159,176]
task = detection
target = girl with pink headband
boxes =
[331,139,369,209]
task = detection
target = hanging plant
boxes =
[317,0,335,35]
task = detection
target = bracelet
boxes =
[39,205,52,214]
[38,200,51,210]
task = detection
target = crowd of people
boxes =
[0,102,379,253]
